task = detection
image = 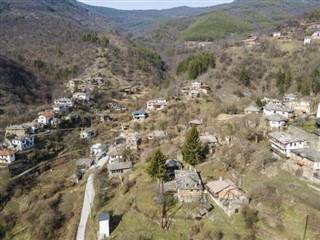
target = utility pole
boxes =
[302,214,309,240]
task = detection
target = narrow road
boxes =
[76,156,108,240]
[76,174,95,240]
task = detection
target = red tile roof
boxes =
[42,111,55,117]
[0,150,14,156]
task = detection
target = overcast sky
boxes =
[77,0,233,10]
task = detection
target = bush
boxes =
[242,205,259,229]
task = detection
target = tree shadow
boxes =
[109,211,122,235]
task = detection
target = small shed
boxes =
[98,212,110,239]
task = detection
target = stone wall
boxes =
[287,125,320,150]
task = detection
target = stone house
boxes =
[126,133,141,151]
[90,143,104,158]
[265,114,287,130]
[206,178,248,217]
[108,161,132,178]
[5,124,33,137]
[244,106,261,114]
[76,158,93,170]
[290,148,320,178]
[147,131,168,141]
[146,98,167,111]
[263,104,294,119]
[73,92,90,101]
[174,170,204,202]
[52,105,69,113]
[269,132,305,157]
[107,144,125,164]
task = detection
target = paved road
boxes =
[76,174,95,240]
[76,156,108,240]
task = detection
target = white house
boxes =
[188,90,200,99]
[131,110,147,121]
[38,111,55,125]
[10,136,35,151]
[191,81,202,89]
[146,98,167,111]
[263,104,293,119]
[73,92,90,101]
[90,143,104,158]
[269,132,305,157]
[80,128,94,139]
[304,38,311,45]
[273,32,281,38]
[265,114,287,129]
[98,212,110,239]
[54,98,74,107]
[312,31,320,38]
[0,150,15,164]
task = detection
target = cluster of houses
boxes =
[245,94,310,130]
[243,94,320,180]
[180,80,211,99]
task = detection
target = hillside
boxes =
[180,0,320,41]
[86,5,226,34]
[0,0,166,108]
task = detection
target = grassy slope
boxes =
[179,0,319,41]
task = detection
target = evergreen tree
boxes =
[147,150,168,182]
[311,68,320,95]
[147,150,168,228]
[182,125,203,166]
[239,67,250,87]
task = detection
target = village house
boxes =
[126,132,141,151]
[67,79,83,92]
[273,32,281,38]
[284,100,311,116]
[244,105,261,114]
[312,31,320,38]
[264,98,282,106]
[80,128,94,139]
[188,90,200,99]
[90,143,105,158]
[200,134,218,154]
[6,135,35,151]
[98,212,110,240]
[54,98,74,107]
[146,98,167,111]
[0,150,15,165]
[263,104,294,119]
[108,161,132,178]
[107,144,126,164]
[147,130,168,141]
[290,148,320,178]
[206,178,248,217]
[96,113,113,123]
[52,105,68,113]
[191,80,202,89]
[165,159,182,178]
[131,110,147,121]
[304,37,312,44]
[76,158,93,170]
[269,132,305,157]
[265,114,287,129]
[242,35,258,46]
[283,94,298,102]
[5,124,33,136]
[73,92,90,101]
[189,119,202,127]
[174,170,204,202]
[38,111,55,125]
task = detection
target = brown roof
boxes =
[42,111,55,117]
[206,179,234,193]
[0,150,14,156]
